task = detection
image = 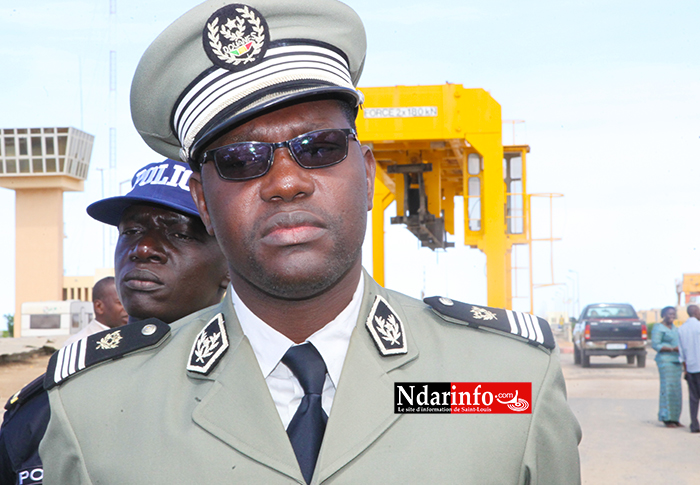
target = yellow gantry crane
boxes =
[358,84,543,310]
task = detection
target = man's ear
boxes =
[189,172,215,236]
[362,145,376,211]
[93,299,105,317]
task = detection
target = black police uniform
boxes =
[0,374,48,485]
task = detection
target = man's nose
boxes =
[258,146,315,202]
[128,233,168,263]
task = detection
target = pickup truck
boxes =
[572,303,647,367]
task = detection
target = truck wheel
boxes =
[582,350,590,368]
[627,355,635,365]
[637,354,646,368]
[574,345,581,365]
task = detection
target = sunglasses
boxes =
[200,128,358,181]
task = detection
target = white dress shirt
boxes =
[63,319,110,348]
[232,273,364,429]
[679,316,700,373]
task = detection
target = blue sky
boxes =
[1,0,699,324]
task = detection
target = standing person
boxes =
[679,304,700,433]
[651,306,682,427]
[0,159,229,485]
[63,276,128,347]
[40,2,581,484]
[87,158,230,325]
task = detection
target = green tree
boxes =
[3,314,14,338]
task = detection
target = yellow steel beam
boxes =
[442,182,457,235]
[423,150,442,219]
[371,165,396,287]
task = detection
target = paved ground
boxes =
[560,340,699,485]
[0,336,67,362]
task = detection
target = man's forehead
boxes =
[213,99,347,145]
[119,204,198,225]
[227,120,332,143]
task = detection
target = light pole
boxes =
[96,167,106,268]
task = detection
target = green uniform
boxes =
[40,274,581,484]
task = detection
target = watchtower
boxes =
[0,127,93,336]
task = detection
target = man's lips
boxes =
[121,269,165,291]
[260,211,327,246]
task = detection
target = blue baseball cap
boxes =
[87,159,200,226]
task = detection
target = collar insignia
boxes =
[187,313,229,375]
[203,4,269,72]
[366,295,408,356]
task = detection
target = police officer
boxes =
[0,159,228,485]
[40,2,581,484]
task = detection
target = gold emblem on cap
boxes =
[96,330,123,350]
[206,5,266,67]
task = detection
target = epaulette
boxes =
[4,373,45,412]
[44,318,170,390]
[424,296,556,350]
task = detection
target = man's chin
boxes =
[123,297,168,321]
[254,263,359,301]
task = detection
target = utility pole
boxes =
[96,167,106,267]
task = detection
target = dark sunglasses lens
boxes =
[291,130,348,168]
[213,143,271,180]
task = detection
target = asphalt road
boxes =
[562,346,699,484]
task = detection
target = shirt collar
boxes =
[231,273,365,388]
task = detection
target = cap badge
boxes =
[187,313,229,375]
[366,295,408,356]
[470,306,498,321]
[96,330,123,350]
[204,4,269,72]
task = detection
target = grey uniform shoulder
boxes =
[44,318,170,390]
[423,296,556,351]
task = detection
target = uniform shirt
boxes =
[679,317,700,373]
[62,320,110,348]
[231,274,364,429]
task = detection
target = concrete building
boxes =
[0,127,93,337]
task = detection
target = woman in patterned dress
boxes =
[652,306,683,427]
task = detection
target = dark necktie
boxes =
[282,342,328,484]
